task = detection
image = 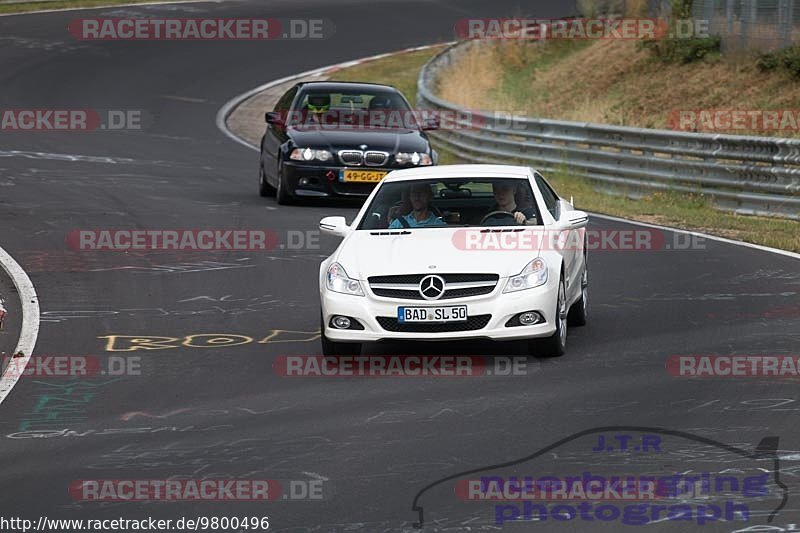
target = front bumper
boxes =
[321,279,559,343]
[282,162,393,198]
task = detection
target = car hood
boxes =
[335,228,547,280]
[287,126,429,153]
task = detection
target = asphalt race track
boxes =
[0,1,799,531]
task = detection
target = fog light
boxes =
[332,316,351,329]
[298,177,310,187]
[519,312,539,325]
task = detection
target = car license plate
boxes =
[397,306,468,323]
[340,169,387,183]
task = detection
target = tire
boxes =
[568,267,588,327]
[275,164,293,205]
[527,276,567,358]
[259,163,275,197]
[320,312,360,357]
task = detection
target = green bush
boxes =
[641,35,721,64]
[757,45,800,78]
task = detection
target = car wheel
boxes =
[275,163,293,205]
[259,163,276,197]
[320,311,360,357]
[528,276,567,358]
[568,267,588,327]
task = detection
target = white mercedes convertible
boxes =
[318,165,589,357]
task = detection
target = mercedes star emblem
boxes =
[419,275,445,300]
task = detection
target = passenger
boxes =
[388,183,445,229]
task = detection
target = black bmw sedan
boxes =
[259,81,438,204]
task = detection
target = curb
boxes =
[0,246,40,405]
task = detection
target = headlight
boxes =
[326,262,364,296]
[395,152,433,166]
[290,148,332,162]
[503,258,548,293]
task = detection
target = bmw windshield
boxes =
[288,88,419,130]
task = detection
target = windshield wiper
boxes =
[369,230,411,235]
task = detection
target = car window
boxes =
[535,173,559,219]
[290,88,414,129]
[274,86,298,112]
[357,178,543,230]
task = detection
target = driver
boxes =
[305,94,331,124]
[388,183,445,229]
[485,181,536,225]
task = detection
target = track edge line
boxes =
[0,246,40,405]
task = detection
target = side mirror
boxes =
[565,210,589,229]
[320,216,351,237]
[265,111,284,126]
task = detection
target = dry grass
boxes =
[438,38,800,136]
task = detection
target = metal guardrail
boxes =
[417,41,800,219]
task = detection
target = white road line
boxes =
[590,212,800,261]
[0,246,40,405]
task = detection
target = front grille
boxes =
[369,274,498,284]
[364,151,389,166]
[376,315,491,333]
[339,150,363,166]
[368,273,499,300]
[371,287,494,300]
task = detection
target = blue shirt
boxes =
[388,212,445,229]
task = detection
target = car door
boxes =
[535,173,578,298]
[262,85,298,183]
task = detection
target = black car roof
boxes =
[295,81,400,93]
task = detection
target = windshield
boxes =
[357,178,543,230]
[289,88,416,129]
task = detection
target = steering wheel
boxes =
[480,210,517,224]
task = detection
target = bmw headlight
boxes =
[503,258,548,293]
[326,262,364,296]
[290,148,333,162]
[395,152,432,166]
